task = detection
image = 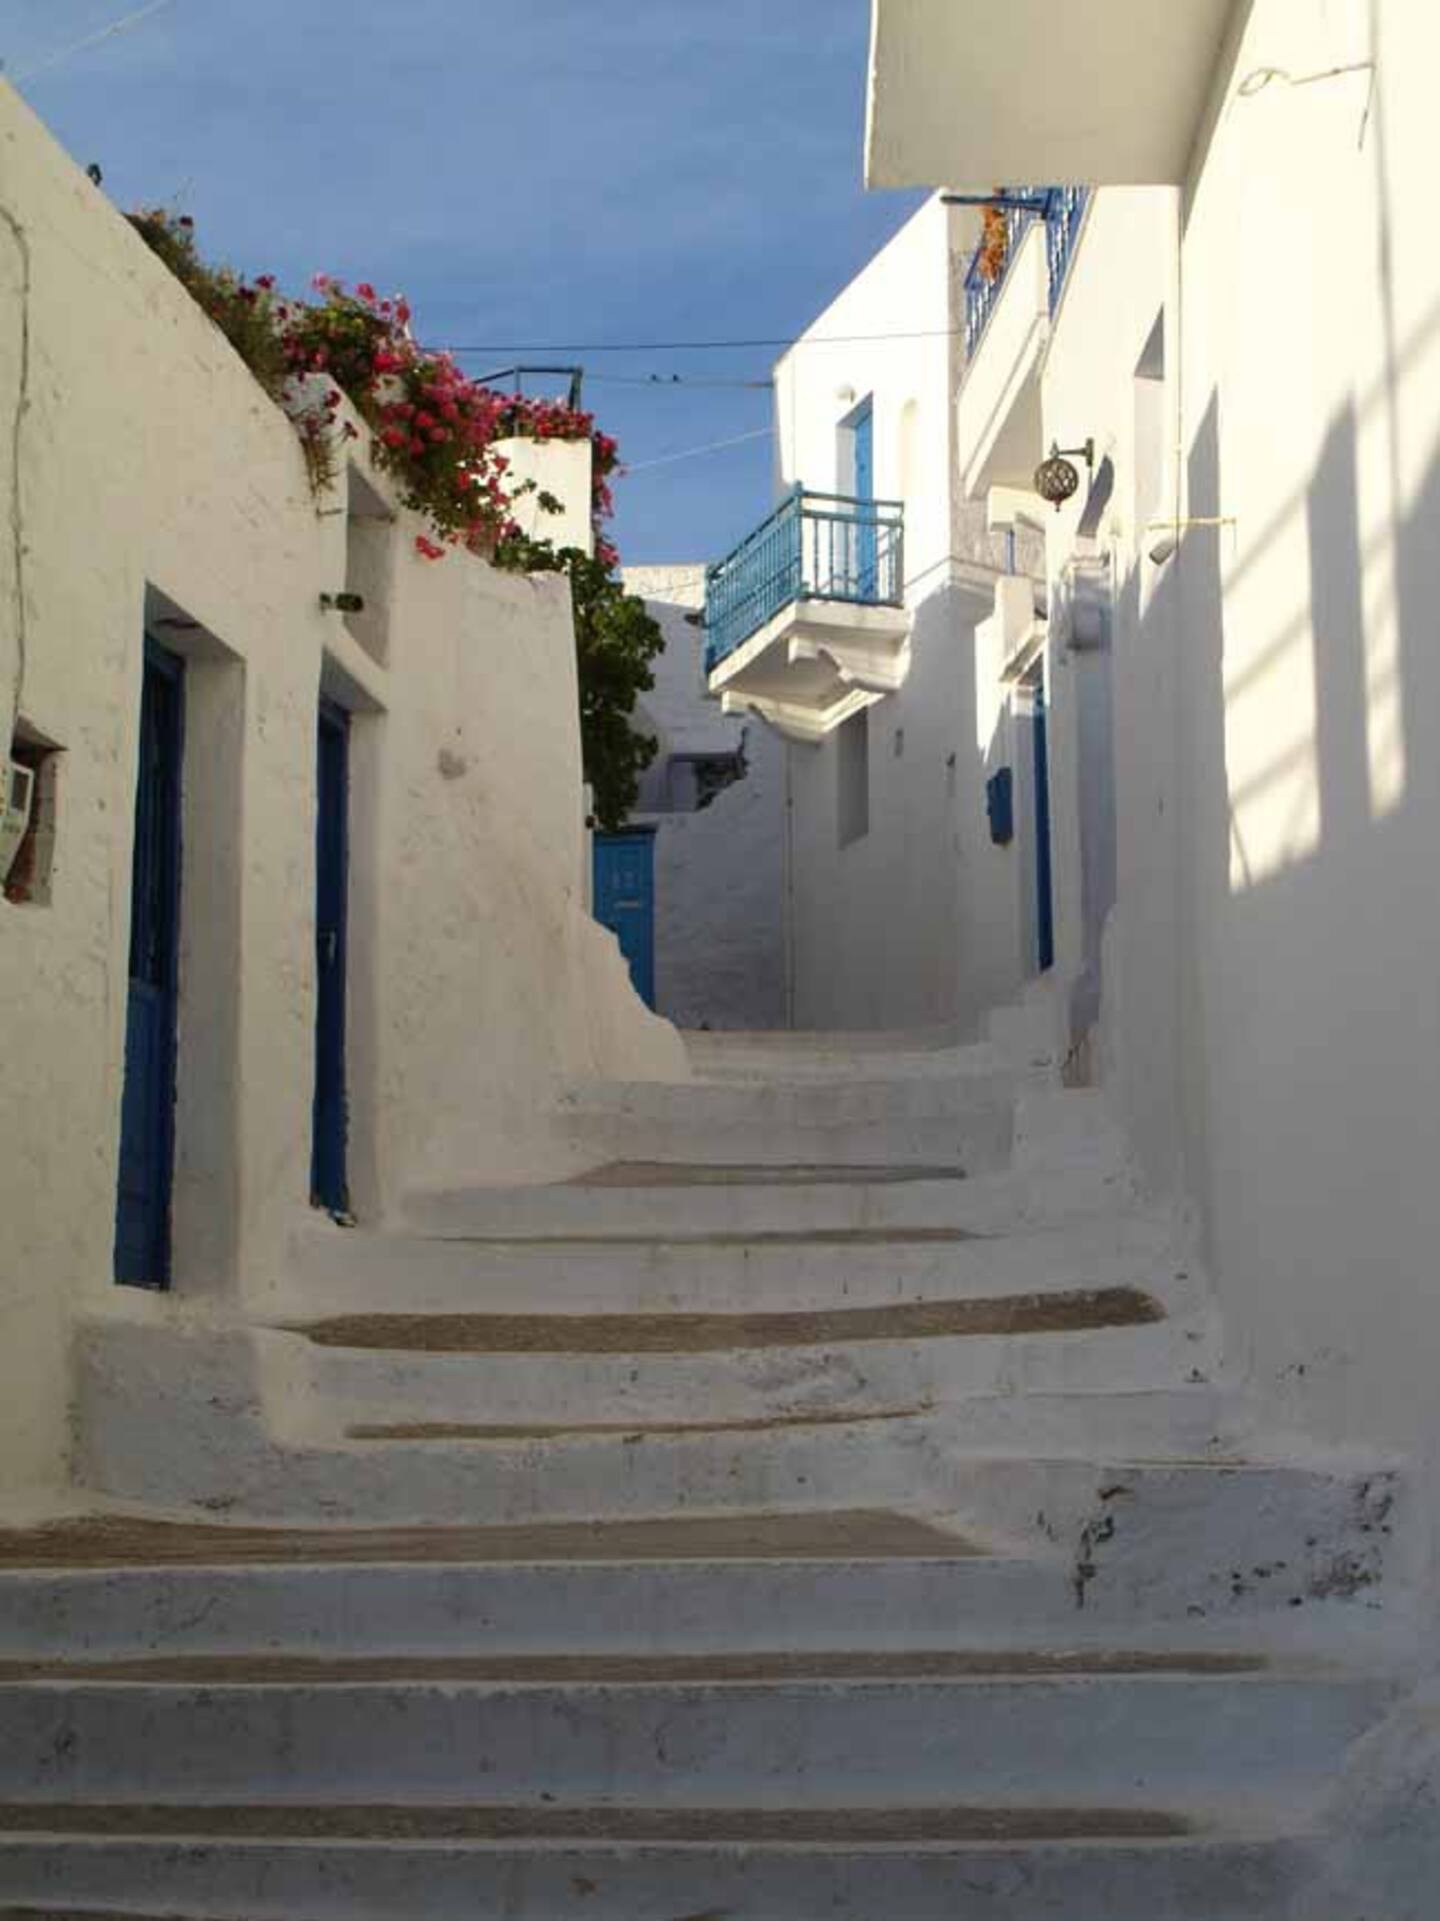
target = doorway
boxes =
[593,829,656,1009]
[311,697,350,1214]
[1029,670,1055,973]
[114,638,185,1288]
[840,395,877,597]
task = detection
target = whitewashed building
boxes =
[863,0,1440,1582]
[704,195,1053,1035]
[0,80,681,1509]
[698,0,1440,1631]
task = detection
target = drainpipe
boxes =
[783,741,797,1029]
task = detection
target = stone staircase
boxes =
[0,1011,1416,1916]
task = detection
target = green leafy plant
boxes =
[496,537,661,829]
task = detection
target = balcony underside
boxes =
[707,599,911,745]
[865,0,1238,189]
[958,223,1049,502]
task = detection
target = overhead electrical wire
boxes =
[583,372,774,391]
[623,427,774,474]
[443,325,968,356]
[11,0,179,83]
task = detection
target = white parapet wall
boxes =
[491,435,594,556]
[0,80,683,1507]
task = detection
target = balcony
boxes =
[866,0,1238,190]
[956,187,1089,503]
[964,187,1089,357]
[704,486,910,743]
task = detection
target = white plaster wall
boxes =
[0,83,681,1503]
[774,194,964,595]
[787,580,1027,1035]
[624,566,786,1031]
[1038,2,1440,1588]
[492,436,594,556]
[772,196,1034,1033]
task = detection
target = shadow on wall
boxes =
[1155,325,1440,1481]
[786,576,1028,1036]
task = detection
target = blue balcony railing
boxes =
[704,485,905,673]
[963,185,1091,359]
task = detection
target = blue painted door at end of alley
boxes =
[114,637,185,1289]
[311,698,351,1215]
[593,830,656,1009]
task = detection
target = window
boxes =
[837,708,870,848]
[640,750,748,815]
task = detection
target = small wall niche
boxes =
[344,464,395,667]
[837,707,871,849]
[1134,310,1167,549]
[4,721,63,906]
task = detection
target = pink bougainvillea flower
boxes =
[356,282,377,302]
[414,536,447,561]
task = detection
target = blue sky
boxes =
[3,0,922,563]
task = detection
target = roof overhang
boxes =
[865,0,1240,190]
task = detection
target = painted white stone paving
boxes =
[0,1021,1421,1916]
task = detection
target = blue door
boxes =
[1033,682,1055,973]
[311,698,350,1213]
[850,397,877,596]
[593,830,656,1009]
[114,638,185,1289]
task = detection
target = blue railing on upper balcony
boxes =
[962,186,1091,359]
[703,485,905,674]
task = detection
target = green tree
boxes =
[496,539,662,830]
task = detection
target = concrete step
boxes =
[0,1663,1390,1805]
[292,1211,1191,1317]
[0,1507,1403,1663]
[553,1071,1017,1170]
[561,1071,1018,1126]
[0,1816,1309,1921]
[686,1040,1005,1083]
[73,1328,1403,1624]
[399,1158,1134,1242]
[278,1211,1217,1433]
[0,1511,1061,1660]
[78,1322,1250,1528]
[298,1326,1217,1437]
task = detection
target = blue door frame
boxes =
[311,697,350,1213]
[114,637,185,1289]
[847,397,877,596]
[1033,683,1055,973]
[593,829,656,1009]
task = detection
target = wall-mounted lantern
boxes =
[1034,440,1095,511]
